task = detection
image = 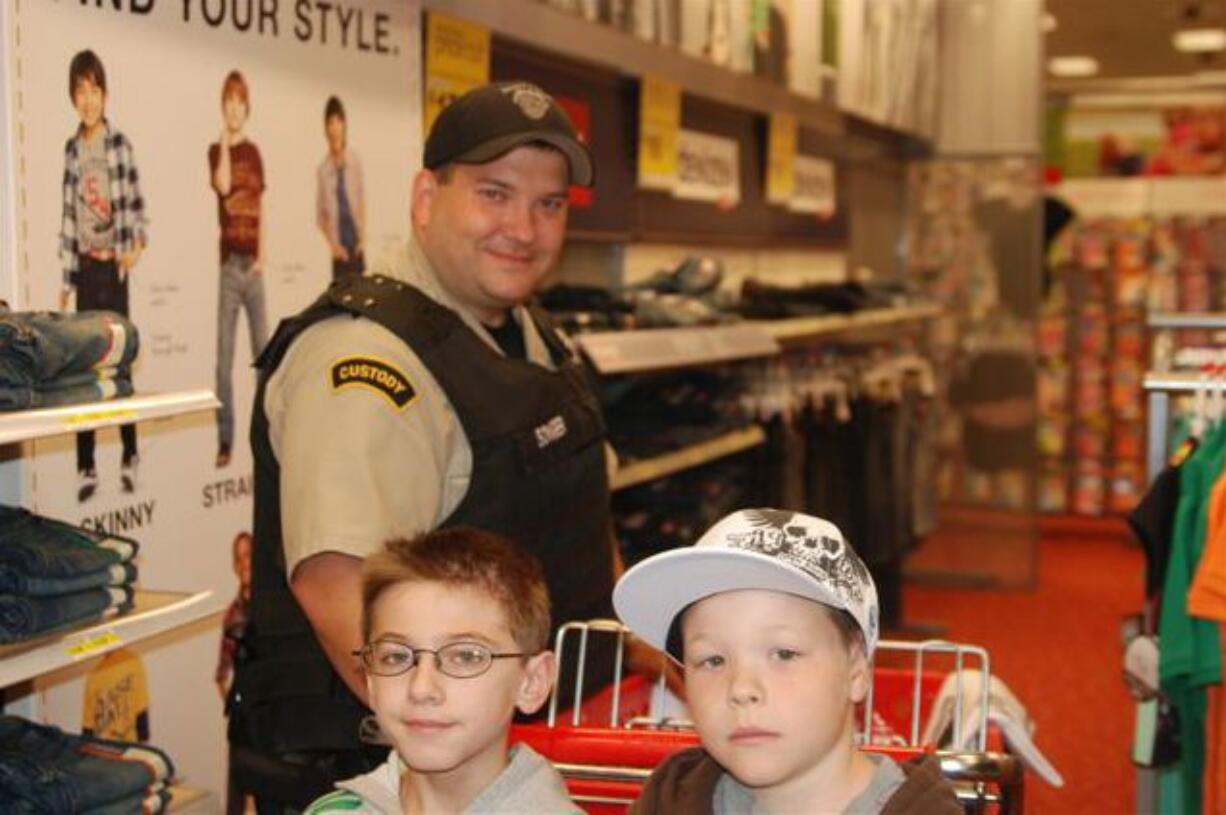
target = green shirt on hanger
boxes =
[1159,420,1226,814]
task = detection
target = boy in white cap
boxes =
[614,508,961,814]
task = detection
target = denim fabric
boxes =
[0,716,174,812]
[216,253,269,449]
[0,372,134,410]
[0,506,137,580]
[0,586,131,643]
[0,561,136,597]
[0,310,139,390]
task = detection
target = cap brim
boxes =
[454,131,595,187]
[613,547,849,656]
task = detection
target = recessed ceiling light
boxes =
[1042,13,1057,34]
[1174,28,1226,53]
[1048,56,1100,77]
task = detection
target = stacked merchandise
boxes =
[0,506,137,644]
[0,716,174,813]
[539,266,925,335]
[736,276,917,318]
[1036,284,1069,512]
[1128,405,1226,814]
[1039,217,1224,516]
[0,311,139,411]
[601,369,749,465]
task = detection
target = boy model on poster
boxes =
[614,509,962,815]
[304,528,580,814]
[208,70,269,469]
[59,49,146,503]
[316,95,366,280]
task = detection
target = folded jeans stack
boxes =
[737,278,908,319]
[0,505,138,643]
[0,716,174,813]
[0,310,140,410]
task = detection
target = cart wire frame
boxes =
[533,619,1023,814]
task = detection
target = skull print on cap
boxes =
[613,508,879,659]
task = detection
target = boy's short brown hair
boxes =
[221,70,250,109]
[362,527,551,652]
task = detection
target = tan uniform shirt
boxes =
[265,238,565,577]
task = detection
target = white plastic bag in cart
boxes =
[920,669,1065,788]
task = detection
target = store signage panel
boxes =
[424,11,490,133]
[1055,179,1151,218]
[675,129,741,206]
[555,96,594,209]
[766,112,797,205]
[637,74,681,191]
[1150,177,1226,216]
[788,155,836,216]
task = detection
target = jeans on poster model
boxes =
[0,585,132,643]
[216,253,269,451]
[0,716,174,812]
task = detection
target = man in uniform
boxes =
[228,81,619,810]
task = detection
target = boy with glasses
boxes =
[304,527,580,814]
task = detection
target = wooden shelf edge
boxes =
[612,425,765,491]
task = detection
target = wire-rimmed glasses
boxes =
[353,639,538,679]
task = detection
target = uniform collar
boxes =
[378,236,557,368]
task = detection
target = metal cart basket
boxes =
[509,620,1025,814]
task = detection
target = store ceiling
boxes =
[1046,0,1226,82]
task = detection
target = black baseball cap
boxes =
[423,81,594,187]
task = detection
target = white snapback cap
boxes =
[613,508,879,658]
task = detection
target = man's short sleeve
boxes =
[265,315,466,577]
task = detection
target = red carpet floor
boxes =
[904,534,1145,814]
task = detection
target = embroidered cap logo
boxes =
[503,82,552,121]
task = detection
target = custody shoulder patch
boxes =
[330,356,417,410]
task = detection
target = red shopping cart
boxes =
[509,620,1024,814]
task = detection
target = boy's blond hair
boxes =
[361,527,551,651]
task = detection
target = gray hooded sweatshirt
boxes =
[303,743,582,814]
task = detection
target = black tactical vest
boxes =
[231,274,615,755]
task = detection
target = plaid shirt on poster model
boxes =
[58,121,148,284]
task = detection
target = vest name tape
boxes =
[535,414,568,448]
[330,356,417,410]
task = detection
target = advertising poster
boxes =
[1063,105,1226,178]
[4,0,420,796]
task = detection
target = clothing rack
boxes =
[1136,312,1226,815]
[1144,371,1211,480]
[1144,309,1226,479]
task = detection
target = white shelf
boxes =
[0,589,219,686]
[612,425,766,491]
[578,324,779,374]
[1144,371,1212,394]
[756,303,941,343]
[1147,311,1226,330]
[0,390,218,446]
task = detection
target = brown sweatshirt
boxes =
[629,747,963,815]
